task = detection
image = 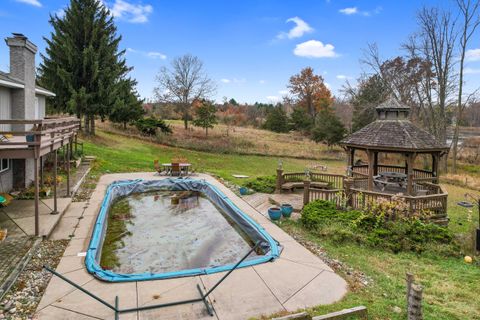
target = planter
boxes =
[281,203,293,218]
[26,134,35,143]
[239,187,248,195]
[268,207,282,221]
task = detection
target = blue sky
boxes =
[1,0,480,104]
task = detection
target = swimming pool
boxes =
[85,178,281,282]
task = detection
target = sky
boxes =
[1,0,480,104]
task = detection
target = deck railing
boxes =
[280,171,345,189]
[0,117,80,158]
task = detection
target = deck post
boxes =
[66,139,71,197]
[432,153,439,183]
[34,157,39,237]
[51,149,58,214]
[406,153,415,196]
[373,152,378,176]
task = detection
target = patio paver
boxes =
[36,172,347,320]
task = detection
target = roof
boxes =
[341,120,449,152]
[376,97,410,110]
[0,71,55,96]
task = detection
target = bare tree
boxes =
[451,0,480,172]
[154,54,216,129]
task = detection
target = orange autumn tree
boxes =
[288,67,334,124]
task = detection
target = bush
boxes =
[243,176,276,193]
[300,199,457,255]
[135,117,172,136]
[263,106,289,133]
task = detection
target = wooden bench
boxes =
[281,181,329,192]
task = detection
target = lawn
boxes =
[81,129,480,320]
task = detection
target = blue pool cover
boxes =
[85,178,281,282]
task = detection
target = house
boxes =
[0,33,80,236]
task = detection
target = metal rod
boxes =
[52,150,58,214]
[43,265,117,312]
[197,284,214,316]
[34,157,39,237]
[66,140,71,196]
[204,241,261,297]
[115,296,119,320]
[120,298,204,313]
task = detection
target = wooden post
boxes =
[373,152,379,176]
[344,178,354,208]
[367,150,374,191]
[34,157,39,237]
[39,156,43,188]
[66,140,71,197]
[432,153,439,183]
[303,180,311,205]
[276,168,284,194]
[408,284,423,320]
[406,273,414,310]
[406,153,416,196]
[51,149,58,214]
[74,133,78,154]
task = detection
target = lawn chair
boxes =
[170,163,182,176]
[153,159,166,175]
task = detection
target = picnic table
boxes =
[162,163,192,176]
[374,172,407,191]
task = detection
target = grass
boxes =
[279,220,480,320]
[81,128,480,319]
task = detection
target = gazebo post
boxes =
[432,153,439,183]
[367,150,374,191]
[406,153,416,195]
[373,151,379,176]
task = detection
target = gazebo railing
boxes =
[351,165,435,179]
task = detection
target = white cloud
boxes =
[278,90,289,95]
[466,49,480,62]
[336,74,352,80]
[293,40,337,58]
[53,7,66,18]
[110,0,153,23]
[220,79,231,83]
[15,0,42,7]
[220,78,246,84]
[339,7,357,15]
[464,68,480,74]
[266,96,281,103]
[324,82,331,89]
[259,80,267,84]
[146,52,167,59]
[126,48,166,59]
[339,6,382,16]
[277,17,314,39]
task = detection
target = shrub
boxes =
[135,117,172,136]
[243,176,276,193]
[299,199,457,255]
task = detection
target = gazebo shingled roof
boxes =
[341,98,449,152]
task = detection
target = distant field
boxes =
[97,120,344,161]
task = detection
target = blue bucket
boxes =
[239,187,248,195]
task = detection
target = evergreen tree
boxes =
[263,106,289,133]
[289,107,313,132]
[109,79,145,129]
[312,110,346,147]
[39,0,135,135]
[192,100,218,136]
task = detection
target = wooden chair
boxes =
[154,159,166,175]
[171,163,181,176]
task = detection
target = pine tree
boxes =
[39,0,135,135]
[109,79,145,129]
[192,100,218,136]
[312,110,346,147]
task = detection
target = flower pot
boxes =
[281,204,293,218]
[268,207,282,221]
[239,187,248,195]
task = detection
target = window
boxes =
[0,159,9,173]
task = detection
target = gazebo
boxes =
[339,98,450,222]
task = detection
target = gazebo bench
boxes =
[281,181,329,192]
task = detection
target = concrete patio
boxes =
[35,172,347,320]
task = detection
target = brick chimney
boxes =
[5,33,38,189]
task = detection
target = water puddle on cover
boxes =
[106,191,257,274]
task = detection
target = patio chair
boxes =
[153,160,166,175]
[170,163,182,176]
